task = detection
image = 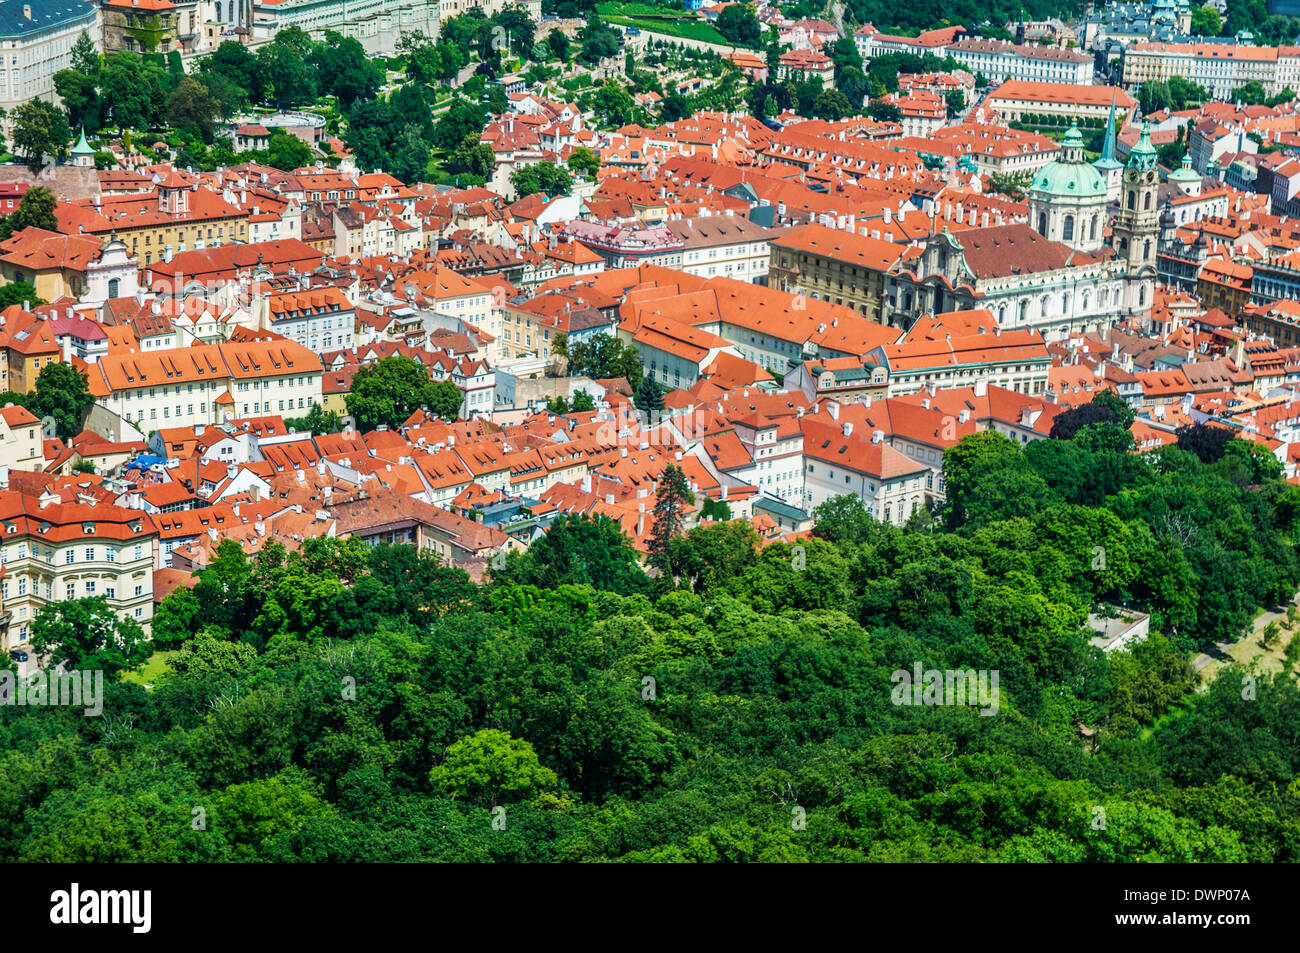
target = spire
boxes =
[1101,92,1117,163]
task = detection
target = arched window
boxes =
[1139,285,1146,306]
[1144,192,1152,210]
[107,278,119,298]
[1100,287,1109,308]
[1040,294,1050,316]
[1082,291,1091,312]
[1062,292,1071,314]
[1144,239,1152,259]
[1038,212,1047,235]
[1063,214,1074,241]
[1018,300,1028,324]
[1127,191,1135,210]
[1089,215,1098,241]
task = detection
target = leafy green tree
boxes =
[0,280,46,308]
[33,360,93,440]
[285,403,343,435]
[10,99,70,172]
[567,145,600,179]
[389,125,433,184]
[566,333,642,381]
[53,68,99,132]
[30,597,150,676]
[100,53,165,131]
[435,98,489,150]
[449,133,496,179]
[547,28,570,63]
[1192,5,1222,35]
[945,88,965,118]
[509,162,572,198]
[578,16,620,66]
[1176,422,1235,463]
[260,131,314,170]
[493,513,650,594]
[812,494,875,544]
[634,372,665,412]
[1223,438,1284,483]
[258,42,317,108]
[151,583,203,649]
[648,462,692,576]
[496,5,536,55]
[866,99,902,123]
[592,82,634,127]
[199,41,260,106]
[166,77,220,143]
[429,729,558,806]
[717,4,762,47]
[213,772,333,860]
[815,89,854,121]
[346,355,462,431]
[670,519,760,594]
[0,186,57,243]
[71,30,100,82]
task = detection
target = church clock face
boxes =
[1146,171,1156,183]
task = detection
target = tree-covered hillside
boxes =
[3,418,1300,862]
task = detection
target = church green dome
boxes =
[1169,156,1199,183]
[1031,157,1107,200]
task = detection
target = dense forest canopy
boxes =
[3,412,1300,861]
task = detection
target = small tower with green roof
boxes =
[70,128,95,169]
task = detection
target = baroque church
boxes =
[881,103,1159,341]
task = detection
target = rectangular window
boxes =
[66,583,75,599]
[65,550,74,564]
[85,547,94,561]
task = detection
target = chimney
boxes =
[974,379,988,397]
[842,422,853,437]
[871,429,884,444]
[605,493,615,505]
[193,424,203,437]
[827,401,839,421]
